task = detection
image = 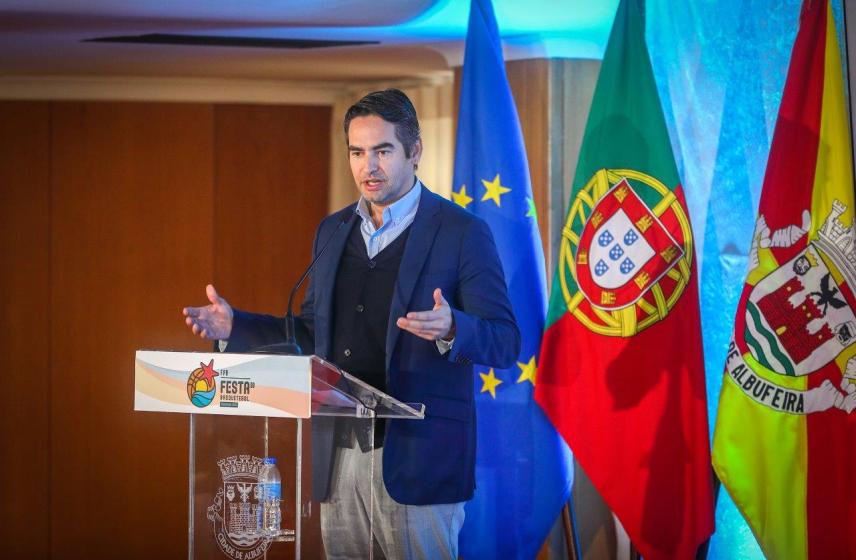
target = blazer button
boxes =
[356,304,365,312]
[368,260,376,269]
[344,349,352,357]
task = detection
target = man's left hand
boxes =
[396,288,455,341]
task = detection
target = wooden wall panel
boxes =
[213,104,331,315]
[548,59,601,282]
[0,101,51,558]
[213,103,331,558]
[50,101,215,558]
[0,99,334,558]
[506,59,551,267]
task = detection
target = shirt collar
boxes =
[355,178,422,229]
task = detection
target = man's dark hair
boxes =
[343,89,421,157]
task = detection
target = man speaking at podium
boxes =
[183,89,519,559]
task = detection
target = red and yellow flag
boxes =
[712,1,856,558]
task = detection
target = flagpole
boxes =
[561,499,581,560]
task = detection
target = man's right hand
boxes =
[183,284,234,340]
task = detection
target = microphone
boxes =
[253,209,356,355]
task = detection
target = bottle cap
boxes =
[264,457,277,465]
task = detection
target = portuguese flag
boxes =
[534,0,715,558]
[711,1,856,558]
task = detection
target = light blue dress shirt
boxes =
[354,178,422,258]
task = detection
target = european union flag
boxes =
[453,0,573,557]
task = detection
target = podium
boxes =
[134,351,425,560]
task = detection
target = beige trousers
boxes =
[320,442,465,560]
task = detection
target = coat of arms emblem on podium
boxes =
[206,454,271,559]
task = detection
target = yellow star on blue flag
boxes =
[481,174,511,206]
[517,356,537,385]
[479,368,502,398]
[452,184,474,209]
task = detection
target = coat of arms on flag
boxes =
[560,168,693,336]
[727,200,856,415]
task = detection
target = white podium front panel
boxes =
[134,351,312,418]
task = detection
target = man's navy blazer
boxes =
[227,185,520,505]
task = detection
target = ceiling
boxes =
[0,0,620,84]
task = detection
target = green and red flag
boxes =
[534,0,715,557]
[712,1,856,557]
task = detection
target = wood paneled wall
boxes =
[506,59,551,270]
[0,102,52,560]
[0,100,330,558]
[213,104,329,313]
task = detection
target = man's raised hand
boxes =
[182,284,234,340]
[396,288,455,342]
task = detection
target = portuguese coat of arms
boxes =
[558,168,693,337]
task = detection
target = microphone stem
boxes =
[284,312,300,354]
[280,210,355,354]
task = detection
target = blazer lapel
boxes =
[385,187,442,370]
[314,209,358,358]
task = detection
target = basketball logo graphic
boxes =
[187,359,219,408]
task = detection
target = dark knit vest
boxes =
[331,222,410,448]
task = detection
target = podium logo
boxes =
[187,359,219,408]
[206,454,271,560]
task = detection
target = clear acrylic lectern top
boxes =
[309,355,424,420]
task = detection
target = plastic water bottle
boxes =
[259,457,282,537]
